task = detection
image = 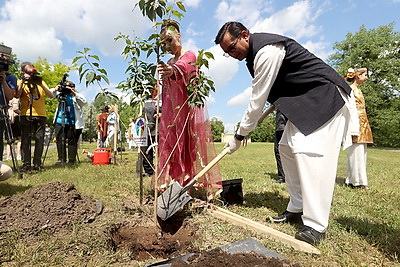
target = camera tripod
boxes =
[0,76,23,179]
[50,92,79,166]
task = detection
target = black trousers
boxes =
[20,116,46,167]
[274,130,285,180]
[142,135,155,175]
[0,119,5,161]
[55,123,82,163]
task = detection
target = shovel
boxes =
[157,147,230,220]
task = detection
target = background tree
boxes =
[32,58,74,125]
[210,117,224,142]
[329,23,400,148]
[248,115,275,142]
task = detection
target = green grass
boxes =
[1,142,399,266]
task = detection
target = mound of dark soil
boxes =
[107,220,198,261]
[0,182,99,235]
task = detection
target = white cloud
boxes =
[204,45,240,90]
[301,40,331,60]
[183,38,199,53]
[227,86,252,106]
[250,1,323,40]
[214,0,274,27]
[184,0,202,8]
[0,0,151,62]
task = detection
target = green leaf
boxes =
[205,51,215,59]
[86,72,95,83]
[72,56,83,64]
[176,1,186,12]
[172,10,183,20]
[89,55,100,61]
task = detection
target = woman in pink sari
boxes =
[156,20,222,199]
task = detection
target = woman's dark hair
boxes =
[214,21,249,44]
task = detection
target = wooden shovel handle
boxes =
[258,105,276,124]
[182,147,230,191]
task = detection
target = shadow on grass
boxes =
[243,191,289,214]
[264,172,279,181]
[335,176,346,186]
[336,216,400,262]
[0,183,31,197]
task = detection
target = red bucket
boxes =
[92,148,112,165]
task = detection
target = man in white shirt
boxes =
[215,21,354,246]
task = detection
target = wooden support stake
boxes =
[208,205,321,254]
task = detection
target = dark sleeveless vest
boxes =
[246,33,351,135]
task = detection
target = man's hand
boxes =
[224,137,242,154]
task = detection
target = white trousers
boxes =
[346,143,368,186]
[279,105,349,232]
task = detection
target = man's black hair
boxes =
[214,21,249,44]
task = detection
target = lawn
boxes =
[0,142,399,266]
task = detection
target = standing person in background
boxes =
[156,19,222,199]
[16,62,53,172]
[344,68,373,190]
[52,81,87,165]
[274,110,287,184]
[6,96,22,161]
[215,21,354,246]
[105,105,119,148]
[127,117,136,150]
[0,50,17,161]
[141,94,159,177]
[96,106,108,148]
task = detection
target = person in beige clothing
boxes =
[344,68,373,190]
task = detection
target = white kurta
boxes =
[237,43,352,232]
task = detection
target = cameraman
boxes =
[0,53,17,161]
[16,62,53,172]
[52,81,87,165]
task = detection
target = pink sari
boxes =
[157,51,222,199]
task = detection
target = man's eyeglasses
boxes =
[66,83,75,88]
[223,34,241,57]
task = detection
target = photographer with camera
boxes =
[51,80,87,166]
[0,52,17,161]
[16,62,53,173]
[0,46,17,179]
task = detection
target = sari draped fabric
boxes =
[157,51,222,199]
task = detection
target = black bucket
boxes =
[220,179,243,205]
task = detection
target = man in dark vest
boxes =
[215,21,354,246]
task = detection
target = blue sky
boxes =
[1,0,399,133]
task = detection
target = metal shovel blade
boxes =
[157,181,193,221]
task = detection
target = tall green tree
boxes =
[210,117,224,142]
[328,23,400,148]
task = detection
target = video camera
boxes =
[22,64,42,84]
[57,73,72,96]
[0,44,15,72]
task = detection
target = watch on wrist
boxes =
[234,133,245,141]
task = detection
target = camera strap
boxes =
[27,82,41,101]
